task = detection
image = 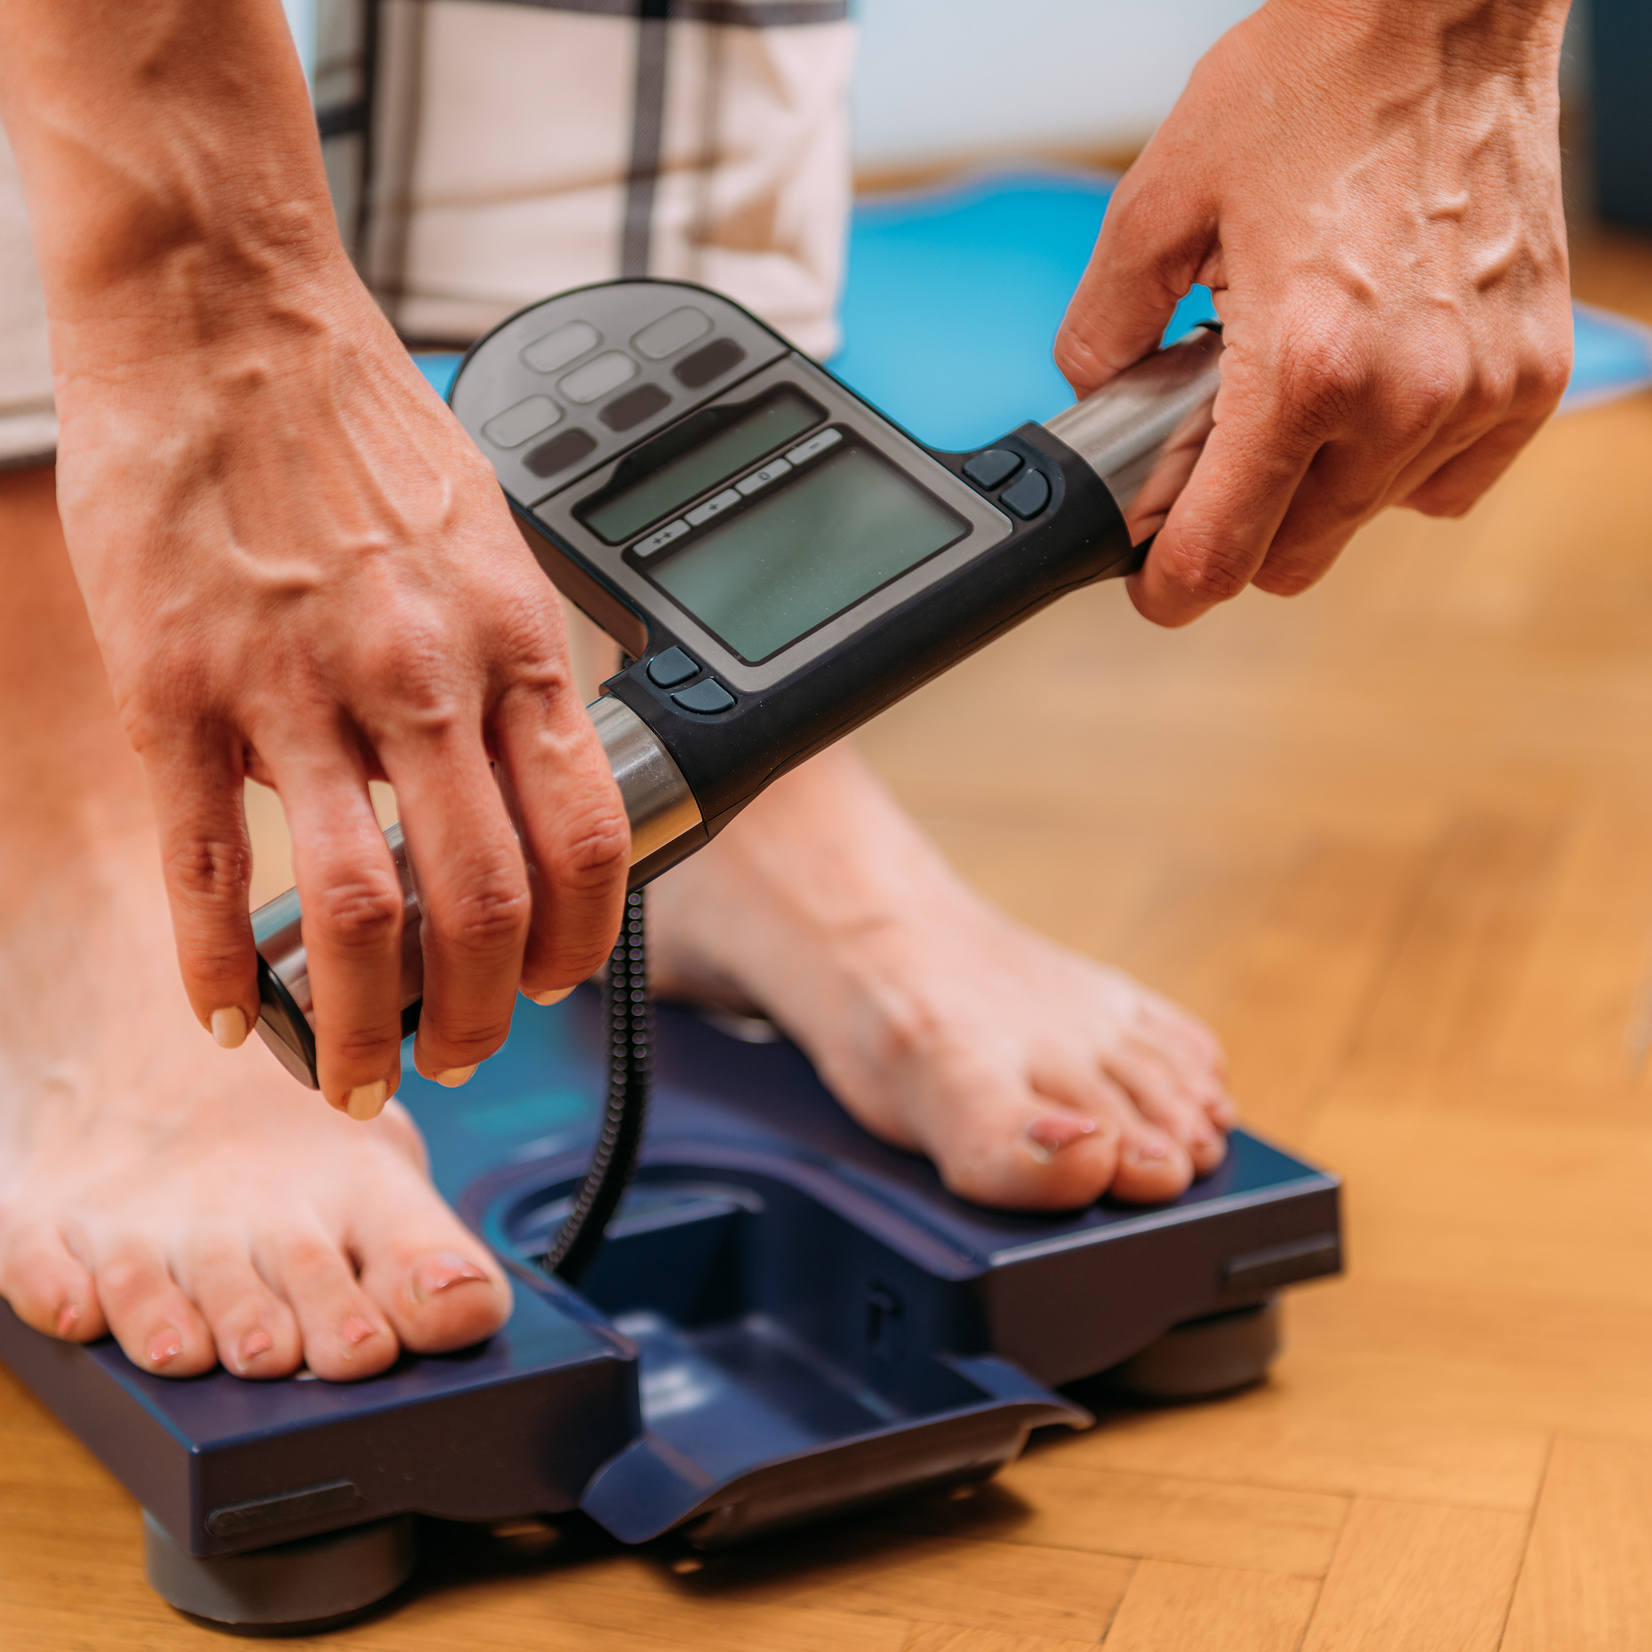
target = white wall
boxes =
[850,0,1261,170]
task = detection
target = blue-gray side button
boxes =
[646,647,699,688]
[1001,467,1051,519]
[672,678,735,715]
[963,448,1022,489]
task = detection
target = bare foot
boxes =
[0,465,509,1379]
[651,743,1236,1210]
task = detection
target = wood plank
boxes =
[1297,1498,1527,1652]
[884,1462,1346,1577]
[1101,1560,1318,1652]
[902,1628,1102,1652]
[1502,1435,1652,1652]
[1070,1386,1547,1512]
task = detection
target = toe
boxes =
[1108,1126,1196,1203]
[94,1239,218,1376]
[174,1227,302,1380]
[1103,1048,1229,1176]
[261,1226,399,1382]
[351,1172,511,1354]
[0,1220,107,1343]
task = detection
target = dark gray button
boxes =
[1001,467,1052,519]
[601,382,671,432]
[675,337,746,389]
[524,427,597,479]
[672,678,735,715]
[646,647,699,688]
[963,448,1022,489]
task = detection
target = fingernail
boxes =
[346,1080,389,1120]
[340,1316,380,1355]
[211,1006,249,1049]
[237,1329,273,1372]
[146,1327,183,1367]
[435,1065,478,1089]
[1026,1115,1099,1163]
[55,1301,82,1338]
[412,1251,490,1303]
[527,987,574,1007]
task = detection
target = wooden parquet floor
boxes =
[8,235,1652,1647]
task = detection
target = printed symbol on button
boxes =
[685,488,741,527]
[737,458,791,496]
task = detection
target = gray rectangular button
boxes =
[482,395,561,450]
[785,427,842,466]
[560,352,637,404]
[522,321,599,374]
[635,519,690,557]
[632,307,712,360]
[736,458,792,496]
[685,488,742,527]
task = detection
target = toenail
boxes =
[340,1316,381,1354]
[1025,1116,1099,1163]
[210,1006,249,1049]
[412,1251,491,1303]
[237,1330,274,1371]
[346,1080,390,1120]
[146,1327,183,1366]
[435,1065,478,1089]
[527,986,574,1007]
[54,1301,82,1338]
[1126,1139,1172,1165]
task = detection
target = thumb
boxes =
[1054,161,1217,398]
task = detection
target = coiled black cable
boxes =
[542,887,652,1286]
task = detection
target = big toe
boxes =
[353,1173,511,1354]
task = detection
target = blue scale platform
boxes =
[0,990,1340,1569]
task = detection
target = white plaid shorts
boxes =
[0,0,854,466]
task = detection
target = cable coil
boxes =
[541,887,652,1285]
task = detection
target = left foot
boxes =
[649,743,1236,1210]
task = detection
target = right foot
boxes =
[0,464,510,1380]
[0,833,512,1380]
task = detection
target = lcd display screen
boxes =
[647,442,967,663]
[579,387,822,544]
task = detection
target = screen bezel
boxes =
[530,353,1013,695]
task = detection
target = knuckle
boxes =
[543,800,632,892]
[430,864,531,957]
[1159,534,1253,605]
[308,870,404,953]
[161,833,251,908]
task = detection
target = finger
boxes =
[147,735,259,1051]
[493,685,630,1002]
[1402,406,1555,520]
[275,749,406,1115]
[1054,156,1216,396]
[1126,388,1320,627]
[384,729,531,1084]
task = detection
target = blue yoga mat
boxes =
[416,170,1652,448]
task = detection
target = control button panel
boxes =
[963,448,1022,490]
[452,283,788,509]
[645,646,699,688]
[1000,467,1051,519]
[672,678,736,715]
[736,457,792,496]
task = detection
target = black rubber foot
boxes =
[1102,1299,1281,1400]
[143,1512,417,1633]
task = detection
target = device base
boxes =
[143,1512,416,1634]
[1100,1300,1281,1401]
